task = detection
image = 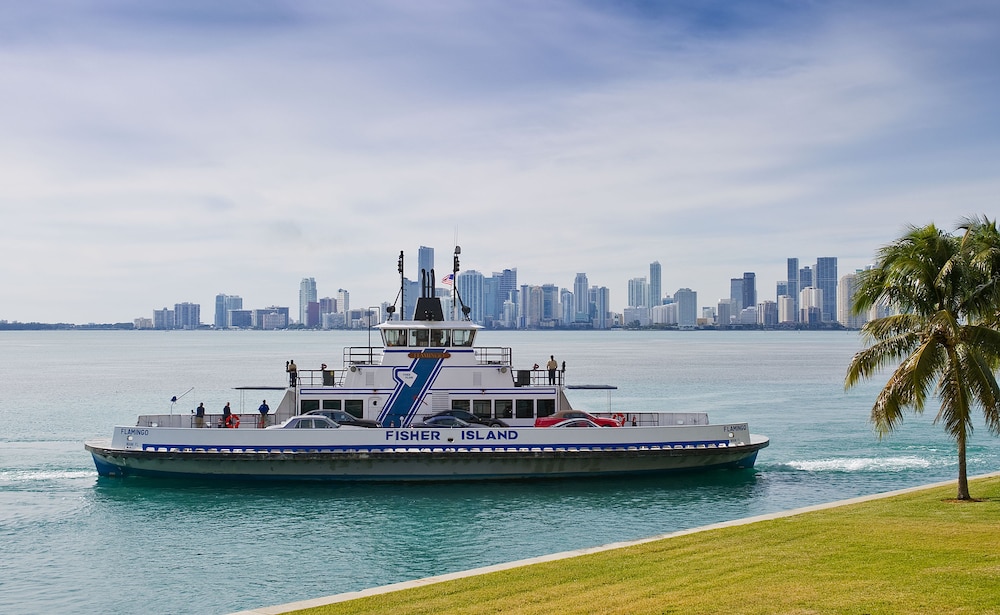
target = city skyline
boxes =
[123,250,859,330]
[2,2,998,323]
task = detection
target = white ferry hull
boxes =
[85,426,768,481]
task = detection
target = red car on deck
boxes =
[534,410,620,427]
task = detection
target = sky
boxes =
[2,0,999,323]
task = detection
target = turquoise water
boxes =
[1,330,997,614]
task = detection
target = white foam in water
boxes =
[0,469,94,483]
[788,456,935,473]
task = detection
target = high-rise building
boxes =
[730,278,744,310]
[573,273,590,323]
[838,271,867,329]
[777,295,795,324]
[336,289,350,315]
[174,302,200,329]
[674,288,697,329]
[627,277,648,308]
[456,270,485,323]
[590,286,610,330]
[214,294,242,329]
[757,300,778,327]
[815,257,838,323]
[418,246,435,280]
[800,287,823,324]
[742,272,757,313]
[299,278,317,325]
[799,266,813,291]
[649,261,662,308]
[786,258,800,322]
[716,300,732,327]
[541,284,559,324]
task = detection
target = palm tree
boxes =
[845,219,1000,500]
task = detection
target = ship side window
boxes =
[451,399,470,412]
[414,329,430,347]
[300,399,320,414]
[536,399,555,418]
[495,400,513,419]
[452,330,473,347]
[322,399,342,410]
[515,399,534,419]
[344,399,364,418]
[472,399,491,419]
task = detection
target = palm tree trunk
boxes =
[957,428,970,500]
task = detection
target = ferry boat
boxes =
[85,249,769,481]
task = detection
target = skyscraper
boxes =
[815,257,838,323]
[299,278,317,325]
[674,288,697,329]
[336,288,350,315]
[742,272,756,312]
[627,277,648,308]
[838,271,867,329]
[456,270,485,323]
[786,258,800,322]
[418,245,435,280]
[214,293,242,328]
[573,273,590,323]
[799,265,813,292]
[649,261,662,308]
[730,278,744,310]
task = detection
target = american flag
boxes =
[441,273,453,286]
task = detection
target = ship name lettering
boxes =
[724,424,748,432]
[118,428,150,436]
[461,430,518,441]
[384,430,442,442]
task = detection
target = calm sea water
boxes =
[1,330,998,615]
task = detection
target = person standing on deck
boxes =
[546,355,558,385]
[258,400,270,428]
[194,402,206,428]
[287,359,297,386]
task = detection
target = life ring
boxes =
[224,414,240,428]
[612,413,625,425]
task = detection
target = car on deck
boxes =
[534,410,620,427]
[426,409,509,427]
[305,409,380,428]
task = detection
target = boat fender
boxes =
[225,414,240,428]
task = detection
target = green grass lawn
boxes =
[284,476,1000,615]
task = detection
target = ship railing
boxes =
[474,346,512,366]
[298,369,346,387]
[513,368,562,387]
[344,346,384,366]
[135,413,270,428]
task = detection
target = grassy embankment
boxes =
[286,476,1000,615]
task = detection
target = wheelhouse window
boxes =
[452,329,474,347]
[429,329,451,347]
[383,329,408,347]
[414,329,430,347]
